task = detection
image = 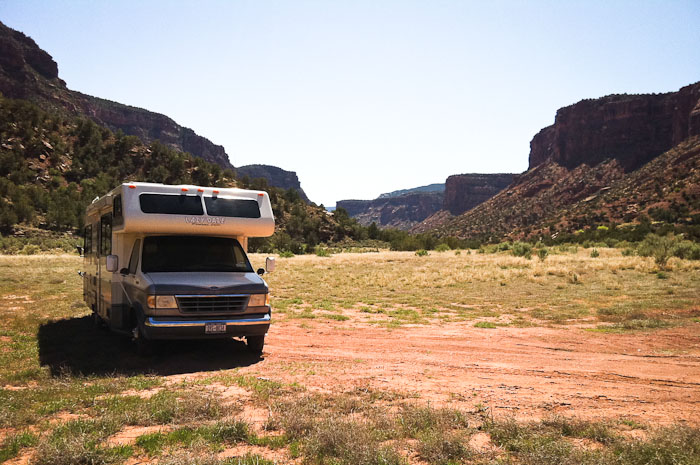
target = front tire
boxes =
[246,335,265,355]
[133,326,153,357]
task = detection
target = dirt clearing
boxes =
[232,319,700,426]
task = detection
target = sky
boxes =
[1,1,699,206]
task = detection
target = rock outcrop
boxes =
[443,174,516,215]
[416,81,700,239]
[529,82,700,171]
[337,191,444,230]
[0,21,232,169]
[236,164,310,202]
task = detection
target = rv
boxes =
[79,182,275,354]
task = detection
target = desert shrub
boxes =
[19,244,40,255]
[417,430,472,465]
[590,249,600,258]
[315,247,331,257]
[622,248,635,256]
[435,243,450,252]
[278,250,295,258]
[302,418,403,465]
[637,234,673,267]
[415,249,429,256]
[537,248,548,261]
[614,425,700,465]
[511,242,532,259]
[670,239,700,260]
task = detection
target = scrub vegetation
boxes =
[1,250,699,464]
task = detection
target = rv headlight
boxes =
[248,294,269,307]
[147,295,178,309]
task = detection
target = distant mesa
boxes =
[444,174,516,216]
[377,183,445,199]
[235,164,310,202]
[336,175,517,231]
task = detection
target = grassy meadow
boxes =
[0,248,699,464]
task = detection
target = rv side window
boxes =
[113,195,123,226]
[100,214,112,256]
[83,225,92,255]
[204,197,261,218]
[139,194,204,215]
[128,239,141,274]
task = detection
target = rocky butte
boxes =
[529,82,700,171]
[337,174,517,231]
[235,164,310,202]
[0,21,314,200]
[443,174,516,215]
[0,21,231,168]
[336,191,444,230]
[414,80,700,239]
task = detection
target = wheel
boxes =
[246,335,265,355]
[133,326,153,357]
[93,311,106,329]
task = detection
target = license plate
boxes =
[205,322,226,334]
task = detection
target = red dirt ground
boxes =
[229,320,700,425]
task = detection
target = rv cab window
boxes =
[141,236,253,273]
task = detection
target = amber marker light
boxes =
[181,188,188,192]
[128,185,136,189]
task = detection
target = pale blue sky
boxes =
[2,1,699,205]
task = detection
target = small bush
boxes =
[315,247,332,257]
[417,430,472,465]
[590,248,600,258]
[278,250,295,258]
[537,248,548,262]
[415,249,429,257]
[621,248,635,256]
[638,234,675,267]
[303,418,403,465]
[435,243,450,252]
[474,321,497,329]
[20,244,40,255]
[511,242,532,259]
[454,250,461,255]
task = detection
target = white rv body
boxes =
[81,182,275,354]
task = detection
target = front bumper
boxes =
[142,313,270,340]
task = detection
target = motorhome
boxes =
[79,182,275,354]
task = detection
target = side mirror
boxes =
[265,256,276,273]
[76,245,84,256]
[257,268,265,276]
[106,255,119,272]
[119,268,129,275]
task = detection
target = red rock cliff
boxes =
[529,82,700,171]
[0,21,232,169]
[443,174,516,215]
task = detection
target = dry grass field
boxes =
[1,249,699,464]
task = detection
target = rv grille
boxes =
[176,295,249,314]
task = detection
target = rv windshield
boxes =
[141,236,253,273]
